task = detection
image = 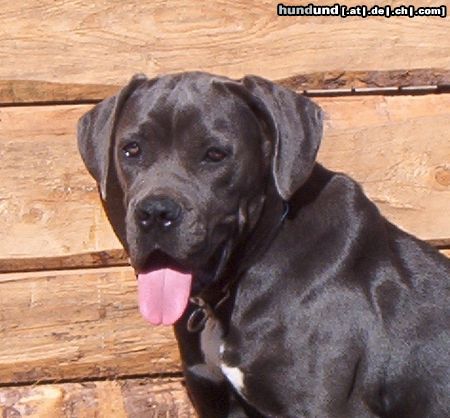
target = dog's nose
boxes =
[136,197,182,230]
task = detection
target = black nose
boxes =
[136,197,182,230]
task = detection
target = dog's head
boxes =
[77,72,323,325]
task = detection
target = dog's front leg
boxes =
[174,308,249,417]
[183,368,249,417]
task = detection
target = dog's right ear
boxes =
[77,73,148,200]
[219,75,323,201]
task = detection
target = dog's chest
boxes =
[191,316,246,394]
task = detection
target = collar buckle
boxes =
[187,305,209,333]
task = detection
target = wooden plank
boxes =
[0,105,120,262]
[0,0,449,102]
[0,267,180,385]
[0,94,449,268]
[0,377,195,417]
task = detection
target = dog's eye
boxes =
[122,142,141,158]
[204,147,227,163]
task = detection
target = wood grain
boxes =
[0,94,448,268]
[0,377,195,417]
[0,267,180,385]
[0,105,120,261]
[0,0,449,101]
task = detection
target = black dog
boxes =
[78,72,449,417]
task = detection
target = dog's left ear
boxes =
[226,75,323,201]
[77,73,148,248]
[77,73,148,200]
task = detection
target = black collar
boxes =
[187,195,289,333]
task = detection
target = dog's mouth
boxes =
[138,249,191,274]
[135,250,192,326]
[135,240,232,326]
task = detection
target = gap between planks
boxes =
[1,242,449,275]
[1,69,450,106]
[0,371,183,389]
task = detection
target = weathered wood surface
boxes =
[1,0,449,102]
[0,95,449,270]
[0,377,195,417]
[0,267,180,385]
[0,105,119,262]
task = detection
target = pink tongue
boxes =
[138,268,192,326]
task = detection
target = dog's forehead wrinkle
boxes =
[164,75,216,107]
[170,104,261,152]
[125,119,157,141]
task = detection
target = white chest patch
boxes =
[220,363,245,393]
[219,343,245,393]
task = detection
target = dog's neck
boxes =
[187,183,288,333]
